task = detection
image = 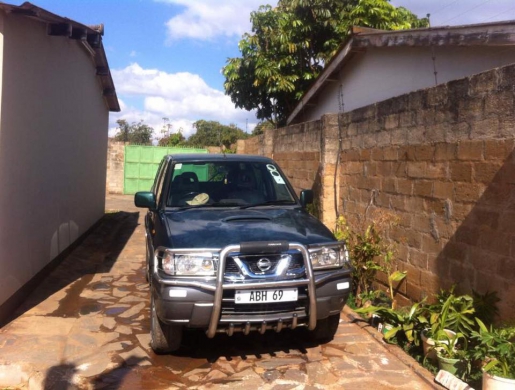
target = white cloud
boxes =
[110,63,256,139]
[110,107,196,142]
[159,0,269,41]
[113,63,209,98]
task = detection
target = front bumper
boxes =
[152,243,352,338]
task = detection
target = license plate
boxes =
[235,288,298,304]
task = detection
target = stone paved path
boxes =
[0,195,438,389]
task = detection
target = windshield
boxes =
[165,160,296,208]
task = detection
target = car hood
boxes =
[162,207,336,249]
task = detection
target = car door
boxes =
[145,157,169,281]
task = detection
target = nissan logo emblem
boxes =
[257,258,272,272]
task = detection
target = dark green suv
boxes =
[135,154,352,353]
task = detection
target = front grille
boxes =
[223,252,305,278]
[225,258,240,273]
[246,255,281,273]
[287,255,304,270]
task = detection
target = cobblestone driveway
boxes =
[0,195,437,389]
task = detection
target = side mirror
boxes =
[134,191,156,210]
[299,189,314,208]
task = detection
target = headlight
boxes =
[162,251,216,276]
[309,244,348,270]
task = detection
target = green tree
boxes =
[156,117,186,146]
[158,131,185,147]
[113,119,154,145]
[186,120,249,149]
[223,0,428,126]
[252,120,275,136]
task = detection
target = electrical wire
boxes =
[440,0,494,25]
[481,4,515,22]
[429,0,462,17]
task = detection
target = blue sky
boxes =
[27,0,515,140]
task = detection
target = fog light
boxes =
[169,289,187,298]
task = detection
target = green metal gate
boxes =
[124,145,208,194]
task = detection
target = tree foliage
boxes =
[185,120,249,149]
[252,120,276,136]
[223,0,429,126]
[158,132,185,147]
[114,119,154,145]
[156,117,186,147]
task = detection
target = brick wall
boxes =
[106,139,125,194]
[239,63,515,320]
[272,121,323,194]
[239,121,325,198]
[337,65,515,318]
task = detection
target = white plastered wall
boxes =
[305,45,515,120]
[0,13,109,308]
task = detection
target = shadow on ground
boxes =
[4,211,140,325]
[175,327,314,362]
[41,329,326,390]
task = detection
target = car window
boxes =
[151,159,165,194]
[165,161,295,207]
[153,158,168,207]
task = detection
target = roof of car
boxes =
[167,154,275,163]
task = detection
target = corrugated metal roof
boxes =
[0,1,120,112]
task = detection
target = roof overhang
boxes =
[287,20,515,125]
[0,1,120,112]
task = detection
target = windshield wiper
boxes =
[240,200,296,209]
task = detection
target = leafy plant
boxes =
[306,198,320,220]
[356,301,428,346]
[433,331,470,379]
[425,287,476,338]
[335,212,405,308]
[472,290,500,327]
[470,318,515,379]
[382,249,407,310]
[346,292,358,310]
[434,331,468,359]
[349,223,383,297]
[333,215,346,242]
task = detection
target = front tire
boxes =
[309,314,340,342]
[150,294,182,354]
[145,243,150,283]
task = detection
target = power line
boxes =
[429,0,462,17]
[441,0,494,25]
[482,4,515,22]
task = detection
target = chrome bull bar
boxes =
[153,242,319,338]
[207,243,316,338]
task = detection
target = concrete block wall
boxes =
[272,121,323,195]
[239,63,515,320]
[238,134,264,156]
[336,64,515,318]
[239,122,324,197]
[106,139,125,194]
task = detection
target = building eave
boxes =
[354,20,515,48]
[0,1,120,112]
[287,20,515,125]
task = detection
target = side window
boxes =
[153,159,168,206]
